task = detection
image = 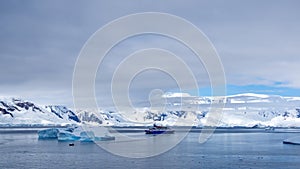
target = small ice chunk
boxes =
[283,136,300,145]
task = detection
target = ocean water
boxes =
[1,129,300,169]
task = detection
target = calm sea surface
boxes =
[1,129,300,169]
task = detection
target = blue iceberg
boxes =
[80,131,95,138]
[58,131,81,141]
[38,128,59,139]
[38,127,115,142]
[79,131,96,142]
[79,131,115,142]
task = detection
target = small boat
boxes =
[69,143,75,146]
[145,124,175,134]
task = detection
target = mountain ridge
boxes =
[1,93,300,127]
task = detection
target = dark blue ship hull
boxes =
[145,129,175,134]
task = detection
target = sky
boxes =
[0,0,300,108]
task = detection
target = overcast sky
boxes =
[1,0,300,108]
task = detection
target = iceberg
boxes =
[79,131,115,142]
[57,131,81,141]
[38,128,59,139]
[65,127,76,133]
[38,127,115,142]
[79,131,96,142]
[80,131,95,138]
[283,136,300,145]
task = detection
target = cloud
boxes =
[0,0,300,108]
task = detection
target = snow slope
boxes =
[0,98,79,126]
[1,93,300,127]
[124,93,300,127]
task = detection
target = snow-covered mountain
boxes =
[160,93,300,127]
[1,93,300,127]
[0,98,80,126]
[45,105,80,123]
